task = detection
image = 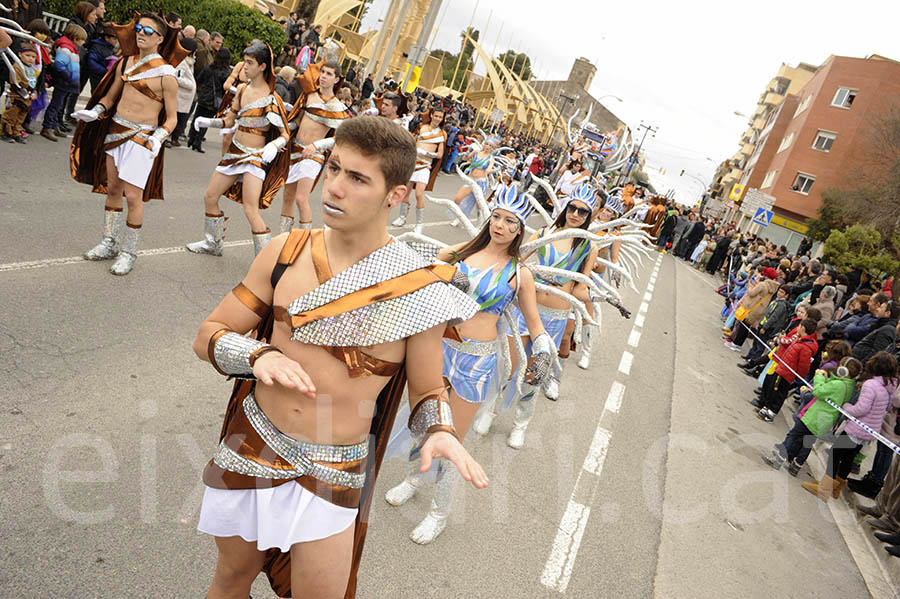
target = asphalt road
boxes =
[0,135,883,598]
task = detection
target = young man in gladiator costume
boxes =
[281,59,350,233]
[71,12,184,276]
[399,105,445,234]
[193,115,487,598]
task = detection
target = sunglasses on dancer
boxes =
[134,24,161,36]
[566,204,592,218]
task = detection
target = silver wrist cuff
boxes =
[269,137,287,150]
[313,138,334,153]
[93,104,107,117]
[212,331,268,377]
[408,397,455,438]
[150,127,169,142]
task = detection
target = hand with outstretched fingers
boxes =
[419,431,489,489]
[252,351,316,399]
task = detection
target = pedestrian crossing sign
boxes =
[752,207,773,227]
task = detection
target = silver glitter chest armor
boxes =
[285,240,479,347]
[236,94,286,130]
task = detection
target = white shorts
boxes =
[215,162,266,182]
[106,141,155,190]
[410,166,431,185]
[197,483,358,551]
[287,158,323,184]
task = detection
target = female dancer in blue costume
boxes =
[474,184,599,449]
[385,185,555,544]
[450,137,497,226]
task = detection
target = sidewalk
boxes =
[653,254,897,599]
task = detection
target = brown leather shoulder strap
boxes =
[310,229,333,284]
[270,229,311,288]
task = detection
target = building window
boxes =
[761,170,778,189]
[791,172,816,194]
[812,130,837,152]
[832,87,857,109]
[794,94,812,117]
[777,132,794,153]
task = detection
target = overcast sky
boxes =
[361,0,900,203]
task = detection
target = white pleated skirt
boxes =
[197,483,358,551]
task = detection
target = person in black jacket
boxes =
[188,48,231,153]
[84,23,117,89]
[852,299,899,363]
[361,73,374,99]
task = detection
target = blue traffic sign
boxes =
[752,208,773,227]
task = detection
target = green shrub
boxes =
[46,0,287,59]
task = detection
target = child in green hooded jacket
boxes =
[762,356,862,476]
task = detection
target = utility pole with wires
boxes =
[620,121,657,186]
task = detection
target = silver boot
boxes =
[83,208,123,261]
[391,202,409,227]
[186,213,225,256]
[543,358,566,400]
[252,229,272,255]
[279,215,294,234]
[109,224,140,276]
[385,446,428,507]
[414,207,425,235]
[410,461,459,545]
[577,328,593,370]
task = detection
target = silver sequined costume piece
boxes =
[213,332,266,377]
[212,395,367,489]
[286,240,478,347]
[409,398,454,438]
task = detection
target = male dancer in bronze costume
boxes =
[193,116,487,598]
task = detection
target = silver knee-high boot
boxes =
[252,229,272,255]
[84,208,123,260]
[414,207,425,235]
[109,223,141,276]
[385,445,429,506]
[186,213,226,256]
[410,460,460,545]
[279,215,294,234]
[391,202,409,227]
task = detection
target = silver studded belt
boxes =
[443,336,495,356]
[212,395,367,489]
[538,304,571,320]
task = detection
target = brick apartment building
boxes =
[740,54,900,247]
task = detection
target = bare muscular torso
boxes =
[255,241,406,446]
[295,90,332,145]
[115,57,169,126]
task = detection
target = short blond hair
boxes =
[279,66,297,81]
[63,23,87,41]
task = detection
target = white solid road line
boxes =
[0,221,456,273]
